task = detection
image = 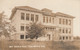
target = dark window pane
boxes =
[59,28,61,33]
[63,37,64,40]
[46,17,48,23]
[69,28,71,34]
[26,14,29,20]
[63,19,65,24]
[63,29,64,33]
[21,13,25,20]
[31,14,34,21]
[69,20,71,25]
[43,16,45,23]
[52,18,54,23]
[66,29,68,33]
[21,26,24,31]
[25,35,28,39]
[26,26,29,30]
[49,17,51,23]
[20,35,24,39]
[59,18,61,24]
[66,36,68,39]
[66,19,68,25]
[35,15,38,22]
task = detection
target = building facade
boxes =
[10,6,74,41]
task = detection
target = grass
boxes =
[0,40,80,50]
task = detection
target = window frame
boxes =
[20,35,24,39]
[26,13,29,20]
[21,13,25,20]
[21,26,24,31]
[31,14,34,22]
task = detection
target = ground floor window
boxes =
[20,35,24,39]
[47,34,50,40]
[66,36,68,40]
[63,36,64,40]
[25,35,28,39]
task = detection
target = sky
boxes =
[0,0,80,36]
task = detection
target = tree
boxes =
[27,23,45,39]
[0,12,16,39]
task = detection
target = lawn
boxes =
[0,40,80,50]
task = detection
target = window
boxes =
[46,17,48,23]
[66,36,68,40]
[26,14,29,20]
[63,19,65,25]
[21,26,24,31]
[49,17,51,23]
[59,18,61,24]
[59,28,61,33]
[26,26,29,31]
[63,29,65,33]
[31,14,34,21]
[21,13,25,20]
[43,16,45,23]
[69,28,71,34]
[25,35,28,39]
[66,19,68,25]
[66,28,68,33]
[52,18,54,23]
[20,35,24,39]
[69,20,71,25]
[63,36,65,40]
[35,15,38,22]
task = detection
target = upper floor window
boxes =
[69,28,71,34]
[63,19,65,25]
[21,13,25,20]
[52,18,54,23]
[66,19,68,25]
[26,13,29,20]
[26,26,29,31]
[59,18,61,24]
[25,35,28,39]
[43,16,45,23]
[69,20,71,25]
[46,17,48,23]
[31,14,34,22]
[63,29,65,33]
[35,15,39,22]
[59,28,61,33]
[21,26,24,31]
[63,36,65,40]
[49,17,51,23]
[66,28,68,33]
[66,36,68,40]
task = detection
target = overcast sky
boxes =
[0,0,80,36]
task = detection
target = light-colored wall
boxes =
[10,9,73,41]
[56,16,73,41]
